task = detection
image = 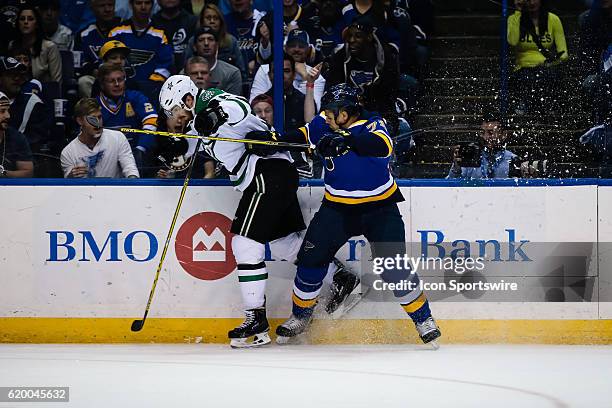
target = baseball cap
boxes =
[194,26,219,42]
[99,40,130,60]
[286,29,310,47]
[0,56,26,74]
[0,91,9,106]
[348,15,374,34]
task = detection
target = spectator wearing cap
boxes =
[152,0,198,74]
[39,0,74,51]
[0,91,33,178]
[8,5,62,84]
[192,26,242,95]
[0,56,52,154]
[61,97,139,178]
[8,46,43,95]
[75,0,123,97]
[184,56,210,90]
[108,0,173,84]
[87,40,139,97]
[323,17,400,134]
[250,29,326,108]
[96,63,157,172]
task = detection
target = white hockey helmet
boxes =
[159,75,199,116]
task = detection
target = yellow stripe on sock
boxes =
[402,293,426,313]
[292,293,317,309]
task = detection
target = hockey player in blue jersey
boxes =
[272,83,441,345]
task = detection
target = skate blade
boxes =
[275,334,308,345]
[275,327,312,345]
[426,340,440,350]
[328,286,370,319]
[230,332,271,349]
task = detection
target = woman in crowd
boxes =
[197,3,246,79]
[507,0,569,113]
[9,5,62,85]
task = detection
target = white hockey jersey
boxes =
[191,91,291,191]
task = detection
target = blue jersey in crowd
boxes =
[98,90,158,151]
[300,113,398,205]
[108,21,173,82]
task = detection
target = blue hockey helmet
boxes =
[321,83,361,115]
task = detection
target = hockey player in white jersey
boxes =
[158,75,360,348]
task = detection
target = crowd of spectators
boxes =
[0,0,608,180]
[0,0,434,179]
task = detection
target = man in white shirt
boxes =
[61,98,139,178]
[249,30,325,109]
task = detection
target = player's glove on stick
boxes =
[245,130,282,156]
[194,100,228,135]
[316,131,351,158]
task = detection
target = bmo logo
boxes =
[175,212,236,280]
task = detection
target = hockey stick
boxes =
[130,137,204,332]
[119,128,311,150]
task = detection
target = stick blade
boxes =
[131,319,145,332]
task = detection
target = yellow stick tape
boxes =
[1,319,611,344]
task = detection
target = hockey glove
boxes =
[245,130,282,156]
[316,131,351,158]
[194,100,228,135]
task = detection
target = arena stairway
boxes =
[401,0,596,178]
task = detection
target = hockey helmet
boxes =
[159,75,199,117]
[321,83,361,114]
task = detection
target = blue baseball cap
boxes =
[286,29,310,46]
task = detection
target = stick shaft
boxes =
[119,127,310,150]
[135,138,203,329]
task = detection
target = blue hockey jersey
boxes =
[76,18,123,70]
[98,90,158,150]
[300,113,398,205]
[108,21,173,82]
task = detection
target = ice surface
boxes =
[0,344,610,408]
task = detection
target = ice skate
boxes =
[275,314,313,344]
[324,260,366,317]
[415,317,441,349]
[228,307,271,348]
